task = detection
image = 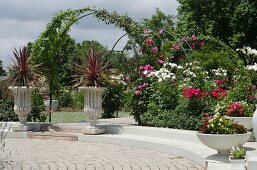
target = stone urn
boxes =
[226,116,253,131]
[196,132,251,155]
[79,86,105,135]
[9,86,35,131]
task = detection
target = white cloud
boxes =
[0,0,179,68]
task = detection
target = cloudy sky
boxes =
[0,0,179,69]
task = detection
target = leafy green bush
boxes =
[28,90,47,122]
[71,90,84,110]
[122,90,134,111]
[102,84,124,118]
[140,103,203,130]
[0,99,18,121]
[58,87,73,107]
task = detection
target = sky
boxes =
[0,0,179,69]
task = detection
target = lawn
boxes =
[48,111,131,123]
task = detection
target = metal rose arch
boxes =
[32,7,143,134]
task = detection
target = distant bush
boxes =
[102,84,124,118]
[28,90,47,122]
[0,99,18,121]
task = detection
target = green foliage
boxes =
[102,84,124,118]
[58,87,73,107]
[142,8,175,33]
[188,44,240,76]
[0,60,6,76]
[149,81,179,110]
[0,99,18,121]
[201,114,247,134]
[130,79,154,125]
[28,90,47,122]
[230,147,246,159]
[140,103,203,130]
[177,0,257,48]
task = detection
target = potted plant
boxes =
[6,46,41,131]
[73,47,109,135]
[197,114,251,155]
[229,146,246,170]
[224,101,253,131]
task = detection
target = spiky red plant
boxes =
[7,46,41,86]
[73,48,108,87]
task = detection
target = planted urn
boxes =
[197,114,250,155]
[6,46,41,131]
[73,48,109,135]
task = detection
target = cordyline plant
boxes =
[73,48,110,87]
[6,46,42,86]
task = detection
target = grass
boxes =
[48,111,131,123]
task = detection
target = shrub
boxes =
[0,99,18,121]
[140,103,204,130]
[71,90,84,110]
[102,84,124,118]
[27,90,47,122]
[58,87,73,107]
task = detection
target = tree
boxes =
[176,0,257,48]
[0,60,6,76]
[141,8,175,33]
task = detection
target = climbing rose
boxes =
[152,47,158,53]
[134,91,142,96]
[211,87,227,98]
[172,43,181,51]
[226,102,244,117]
[192,34,197,41]
[182,87,202,99]
[145,39,153,45]
[157,59,164,65]
[137,83,147,90]
[214,80,225,85]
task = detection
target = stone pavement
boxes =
[1,138,205,170]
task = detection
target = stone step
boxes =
[40,123,85,133]
[28,131,79,141]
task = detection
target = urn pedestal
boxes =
[9,86,35,131]
[79,86,105,135]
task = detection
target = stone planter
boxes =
[226,116,252,131]
[252,105,257,141]
[79,86,105,135]
[196,132,251,155]
[9,86,35,131]
[44,99,59,111]
[229,158,245,170]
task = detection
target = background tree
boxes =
[176,0,257,48]
[0,60,7,76]
[141,8,175,33]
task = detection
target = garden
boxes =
[1,1,257,165]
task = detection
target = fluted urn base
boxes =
[12,123,33,132]
[79,86,105,135]
[82,125,106,135]
[9,86,35,132]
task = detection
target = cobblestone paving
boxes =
[1,138,205,170]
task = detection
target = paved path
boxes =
[1,138,205,170]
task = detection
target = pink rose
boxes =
[152,47,158,53]
[134,91,142,96]
[145,39,153,45]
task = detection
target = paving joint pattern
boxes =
[1,138,206,170]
